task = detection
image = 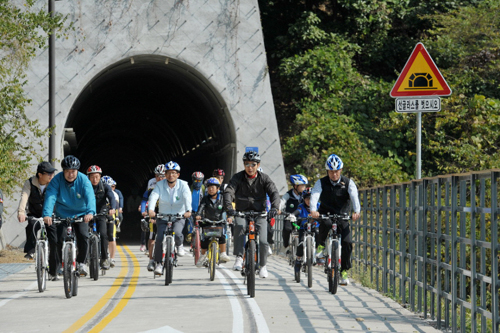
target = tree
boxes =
[0,0,67,195]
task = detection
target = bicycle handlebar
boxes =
[52,217,84,224]
[234,211,267,219]
[201,218,226,225]
[156,213,183,221]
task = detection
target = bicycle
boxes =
[201,218,226,281]
[236,211,267,298]
[32,217,48,292]
[320,213,349,295]
[294,216,318,287]
[283,213,300,268]
[192,218,201,265]
[156,214,183,286]
[53,216,84,299]
[87,213,111,280]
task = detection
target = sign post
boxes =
[390,43,451,179]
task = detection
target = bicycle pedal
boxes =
[240,270,246,277]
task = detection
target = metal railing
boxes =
[352,169,500,333]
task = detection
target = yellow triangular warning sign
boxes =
[390,43,452,97]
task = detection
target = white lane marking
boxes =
[216,269,244,333]
[221,267,270,333]
[140,326,183,333]
[0,281,37,308]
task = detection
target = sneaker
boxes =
[316,245,325,258]
[177,245,186,257]
[268,246,273,255]
[49,274,60,281]
[154,263,163,275]
[79,263,88,277]
[140,245,146,252]
[147,259,156,271]
[233,256,243,271]
[340,271,350,285]
[259,265,268,278]
[110,259,115,268]
[220,252,231,263]
[24,253,34,260]
[196,254,207,267]
[100,259,110,270]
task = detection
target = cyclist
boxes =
[87,166,116,270]
[102,176,119,268]
[291,188,319,270]
[111,181,124,232]
[140,166,165,271]
[148,161,192,275]
[195,177,231,266]
[187,172,205,242]
[17,162,58,279]
[280,174,308,253]
[224,151,280,278]
[42,155,96,277]
[310,154,360,285]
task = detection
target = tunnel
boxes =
[64,55,236,241]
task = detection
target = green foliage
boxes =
[0,0,67,195]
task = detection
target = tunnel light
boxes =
[192,147,195,151]
[130,57,134,64]
[196,144,199,148]
[165,58,169,64]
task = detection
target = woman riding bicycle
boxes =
[195,177,231,267]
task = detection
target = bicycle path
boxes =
[0,244,442,332]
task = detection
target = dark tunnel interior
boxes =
[64,55,236,241]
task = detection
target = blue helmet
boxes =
[325,154,343,170]
[206,177,221,187]
[101,175,114,186]
[165,161,180,172]
[289,174,308,185]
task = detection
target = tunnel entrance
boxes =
[65,55,236,241]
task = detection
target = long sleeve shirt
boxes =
[310,177,360,213]
[148,179,192,215]
[42,172,96,218]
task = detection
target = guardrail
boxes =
[352,170,500,333]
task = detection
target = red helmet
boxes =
[192,171,204,181]
[213,169,225,177]
[87,165,102,175]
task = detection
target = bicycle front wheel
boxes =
[165,237,173,286]
[90,236,99,281]
[306,237,313,288]
[193,228,201,265]
[330,241,340,294]
[209,241,217,281]
[247,240,256,298]
[63,245,73,298]
[36,242,47,292]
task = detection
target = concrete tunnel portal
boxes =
[64,55,236,240]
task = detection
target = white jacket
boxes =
[148,179,192,215]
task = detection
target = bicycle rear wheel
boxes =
[165,237,173,286]
[72,269,79,296]
[247,240,256,298]
[36,242,47,292]
[63,245,73,298]
[330,241,340,294]
[226,228,232,256]
[209,241,217,281]
[288,234,294,266]
[193,228,201,265]
[306,237,313,288]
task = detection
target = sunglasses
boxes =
[245,163,257,168]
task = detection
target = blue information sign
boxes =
[245,147,258,153]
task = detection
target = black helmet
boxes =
[242,151,261,163]
[61,155,81,170]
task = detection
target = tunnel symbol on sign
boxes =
[406,73,437,90]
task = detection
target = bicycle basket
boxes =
[203,226,224,238]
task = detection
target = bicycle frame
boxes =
[156,214,182,285]
[33,218,48,292]
[321,213,349,294]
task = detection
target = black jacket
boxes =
[197,193,225,221]
[223,171,280,212]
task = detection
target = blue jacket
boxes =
[295,202,320,228]
[42,171,96,218]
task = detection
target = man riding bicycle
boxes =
[87,165,116,270]
[310,154,360,285]
[223,151,280,278]
[148,161,192,275]
[42,155,96,277]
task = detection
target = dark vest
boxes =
[93,181,108,213]
[28,178,44,218]
[284,189,302,213]
[318,175,351,215]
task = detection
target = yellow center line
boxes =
[88,245,139,332]
[63,245,138,333]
